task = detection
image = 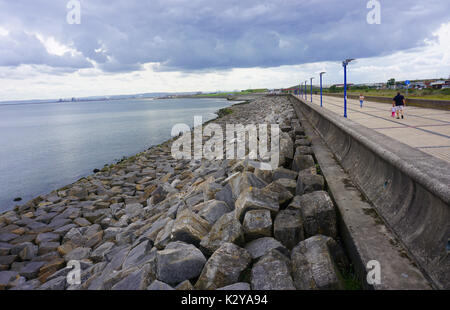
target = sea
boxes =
[0,97,235,212]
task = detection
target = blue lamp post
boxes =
[310,77,314,103]
[304,81,307,100]
[319,72,326,107]
[342,59,355,118]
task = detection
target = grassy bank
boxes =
[194,88,268,98]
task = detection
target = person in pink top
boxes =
[359,94,364,108]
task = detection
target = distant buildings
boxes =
[430,80,449,89]
[331,83,354,88]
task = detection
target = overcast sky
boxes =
[0,0,449,101]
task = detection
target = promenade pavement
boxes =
[296,94,450,163]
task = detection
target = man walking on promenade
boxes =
[393,92,406,119]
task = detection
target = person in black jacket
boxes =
[392,92,406,119]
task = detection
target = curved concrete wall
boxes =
[290,95,450,289]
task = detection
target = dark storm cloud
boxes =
[0,0,448,73]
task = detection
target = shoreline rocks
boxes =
[0,95,352,290]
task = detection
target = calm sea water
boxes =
[0,98,234,212]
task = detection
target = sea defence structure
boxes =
[0,94,446,290]
[289,94,450,289]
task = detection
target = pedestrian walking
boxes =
[392,92,406,119]
[359,94,364,108]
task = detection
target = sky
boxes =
[0,0,449,101]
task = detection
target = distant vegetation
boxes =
[217,107,233,117]
[194,88,268,97]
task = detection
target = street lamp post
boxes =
[342,59,355,118]
[310,77,314,103]
[319,72,326,107]
[305,81,307,100]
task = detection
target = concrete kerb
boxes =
[289,94,450,290]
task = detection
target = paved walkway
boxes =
[296,94,450,163]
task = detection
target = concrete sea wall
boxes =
[290,94,450,289]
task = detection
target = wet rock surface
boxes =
[0,95,351,290]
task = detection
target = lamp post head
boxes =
[343,58,355,66]
[320,72,326,76]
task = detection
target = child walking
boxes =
[359,94,364,108]
[391,106,396,118]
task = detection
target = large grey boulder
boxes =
[19,261,45,279]
[274,209,304,249]
[288,191,337,239]
[294,138,311,147]
[217,282,251,290]
[112,265,153,290]
[196,200,233,225]
[171,210,211,246]
[0,242,13,256]
[147,280,174,290]
[143,216,172,242]
[292,155,315,172]
[244,237,289,260]
[251,249,296,290]
[90,242,115,262]
[36,232,60,245]
[11,242,38,261]
[291,235,347,290]
[279,132,294,167]
[274,178,297,195]
[38,275,67,290]
[195,243,251,290]
[154,219,174,249]
[273,167,298,181]
[243,210,272,241]
[229,172,267,201]
[234,187,279,222]
[294,146,313,156]
[156,241,206,286]
[262,182,293,206]
[203,182,223,202]
[215,183,234,209]
[200,212,244,256]
[185,192,204,208]
[175,280,194,290]
[122,240,154,270]
[64,247,92,262]
[254,168,273,184]
[0,271,18,290]
[124,203,144,219]
[296,172,324,195]
[149,184,170,206]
